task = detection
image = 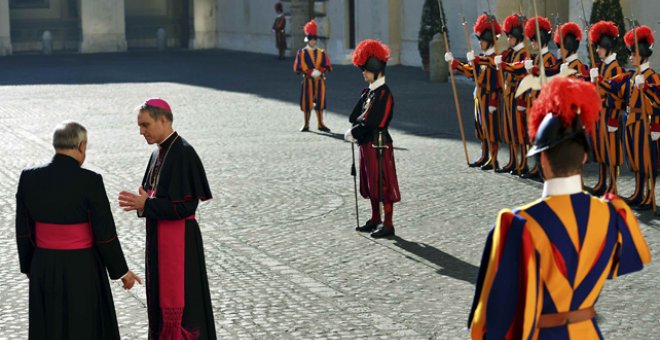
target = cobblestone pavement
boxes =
[0,50,659,339]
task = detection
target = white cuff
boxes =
[652,132,660,141]
[516,105,527,111]
[119,271,129,280]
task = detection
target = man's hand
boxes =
[466,50,475,63]
[118,186,148,212]
[344,129,357,143]
[590,68,599,83]
[121,271,142,290]
[444,52,454,63]
[635,74,645,89]
[524,59,534,72]
[494,55,502,69]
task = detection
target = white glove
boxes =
[560,63,569,74]
[635,74,645,88]
[607,125,618,132]
[516,105,527,111]
[652,132,660,141]
[488,106,497,113]
[466,50,475,63]
[344,129,357,143]
[494,55,502,69]
[524,59,534,71]
[557,49,562,58]
[444,52,454,63]
[590,68,599,82]
[311,69,322,78]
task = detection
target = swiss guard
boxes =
[496,14,530,175]
[589,21,625,195]
[293,19,332,132]
[598,25,660,210]
[345,39,400,239]
[445,14,503,171]
[468,76,651,339]
[554,22,589,79]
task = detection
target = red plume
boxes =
[503,14,523,34]
[352,39,390,67]
[528,77,601,141]
[589,21,618,43]
[304,19,317,36]
[473,14,501,35]
[624,25,655,47]
[554,22,582,44]
[525,16,552,39]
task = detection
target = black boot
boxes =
[356,220,379,232]
[371,225,395,238]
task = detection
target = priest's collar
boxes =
[641,62,650,72]
[513,42,524,52]
[158,131,178,149]
[484,47,495,56]
[542,174,582,197]
[369,76,386,91]
[565,54,578,63]
[604,53,617,65]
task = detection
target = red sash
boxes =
[35,222,93,250]
[158,215,198,340]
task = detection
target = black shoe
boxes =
[495,164,513,173]
[634,203,652,211]
[509,169,521,176]
[318,126,331,133]
[481,161,499,171]
[300,126,310,132]
[371,225,395,238]
[591,186,606,197]
[469,158,487,168]
[625,196,643,207]
[520,171,535,179]
[356,220,379,232]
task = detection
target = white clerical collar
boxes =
[604,53,617,65]
[541,46,549,55]
[542,174,583,197]
[513,42,524,52]
[158,131,176,147]
[641,62,650,72]
[369,76,386,91]
[484,47,495,56]
[565,54,578,63]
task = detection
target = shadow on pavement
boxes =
[0,49,477,142]
[392,236,479,285]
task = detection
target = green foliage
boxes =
[418,0,447,65]
[589,0,630,66]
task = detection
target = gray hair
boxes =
[52,121,87,150]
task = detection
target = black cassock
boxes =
[140,132,216,339]
[15,154,129,340]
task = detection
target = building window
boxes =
[10,0,50,9]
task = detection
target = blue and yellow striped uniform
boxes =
[590,58,625,193]
[293,47,332,112]
[469,192,651,339]
[502,46,530,146]
[600,67,660,203]
[454,53,502,143]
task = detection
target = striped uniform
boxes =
[469,192,651,339]
[600,67,660,203]
[453,53,502,144]
[502,45,530,146]
[561,56,589,80]
[293,47,332,112]
[592,57,625,192]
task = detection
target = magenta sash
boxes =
[158,215,198,340]
[35,222,93,250]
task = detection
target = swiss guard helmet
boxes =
[625,25,655,59]
[473,14,501,47]
[527,77,600,158]
[554,22,582,55]
[503,14,526,43]
[525,16,552,46]
[589,21,619,53]
[353,39,390,79]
